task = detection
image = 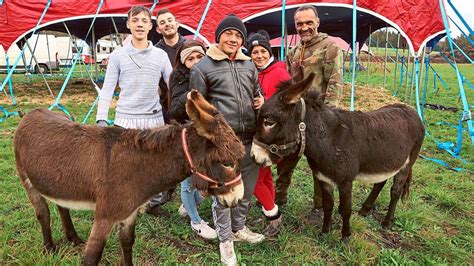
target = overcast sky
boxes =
[447,0,474,37]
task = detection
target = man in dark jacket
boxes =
[146,8,186,217]
[189,14,264,266]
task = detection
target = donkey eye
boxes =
[222,162,235,168]
[263,118,276,128]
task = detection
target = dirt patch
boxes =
[379,230,414,250]
[340,84,402,111]
[442,221,459,237]
[4,79,98,105]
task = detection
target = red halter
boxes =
[181,128,242,189]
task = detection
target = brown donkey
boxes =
[251,74,425,241]
[14,90,245,265]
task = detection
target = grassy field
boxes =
[0,63,473,264]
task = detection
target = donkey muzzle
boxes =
[250,142,273,167]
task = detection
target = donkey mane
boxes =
[105,121,244,170]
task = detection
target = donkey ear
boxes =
[284,73,316,104]
[186,89,218,139]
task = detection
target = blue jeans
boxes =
[181,176,205,224]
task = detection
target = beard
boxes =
[162,27,177,39]
[299,29,315,42]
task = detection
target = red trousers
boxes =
[253,166,275,211]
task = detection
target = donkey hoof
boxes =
[70,237,85,246]
[381,219,393,229]
[341,236,350,243]
[44,243,59,253]
[358,207,372,217]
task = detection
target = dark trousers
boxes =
[275,156,323,209]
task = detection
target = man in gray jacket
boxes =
[189,14,264,266]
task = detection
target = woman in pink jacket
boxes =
[247,30,291,236]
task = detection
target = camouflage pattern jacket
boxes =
[286,32,343,107]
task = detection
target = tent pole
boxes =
[408,55,416,104]
[111,17,122,46]
[24,38,54,98]
[45,30,53,75]
[417,46,426,100]
[350,0,357,111]
[1,0,51,93]
[49,0,104,118]
[404,50,411,101]
[20,49,31,83]
[392,32,400,93]
[280,0,286,61]
[193,0,212,40]
[149,0,159,14]
[383,25,389,89]
[92,26,98,81]
[366,24,372,86]
[63,22,100,93]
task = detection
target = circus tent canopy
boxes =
[0,0,447,56]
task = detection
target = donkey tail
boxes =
[401,167,412,202]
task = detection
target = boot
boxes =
[263,213,282,237]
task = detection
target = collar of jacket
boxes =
[297,32,329,49]
[125,41,154,55]
[206,44,250,61]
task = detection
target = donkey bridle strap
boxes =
[181,128,242,188]
[253,98,307,158]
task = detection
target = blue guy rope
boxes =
[82,96,100,124]
[428,63,449,92]
[49,0,104,120]
[414,57,472,170]
[451,40,474,65]
[350,0,357,111]
[149,0,159,14]
[280,0,286,61]
[447,0,474,36]
[1,0,52,93]
[448,16,474,46]
[439,0,473,144]
[435,47,474,91]
[194,0,212,40]
[5,55,16,106]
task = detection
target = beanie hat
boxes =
[215,14,247,43]
[246,30,272,56]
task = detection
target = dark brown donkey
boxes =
[251,74,425,241]
[14,90,245,265]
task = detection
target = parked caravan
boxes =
[0,34,60,73]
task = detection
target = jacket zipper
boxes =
[230,61,245,133]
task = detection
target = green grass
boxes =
[0,64,473,264]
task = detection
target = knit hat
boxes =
[215,14,247,43]
[246,30,272,56]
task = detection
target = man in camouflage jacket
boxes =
[276,5,343,222]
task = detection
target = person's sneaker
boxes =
[178,204,187,217]
[219,240,237,266]
[191,220,217,240]
[233,226,265,243]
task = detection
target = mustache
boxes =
[298,29,313,35]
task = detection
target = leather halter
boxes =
[253,98,307,158]
[181,128,242,189]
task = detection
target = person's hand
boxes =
[186,91,192,100]
[97,120,108,127]
[253,95,264,110]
